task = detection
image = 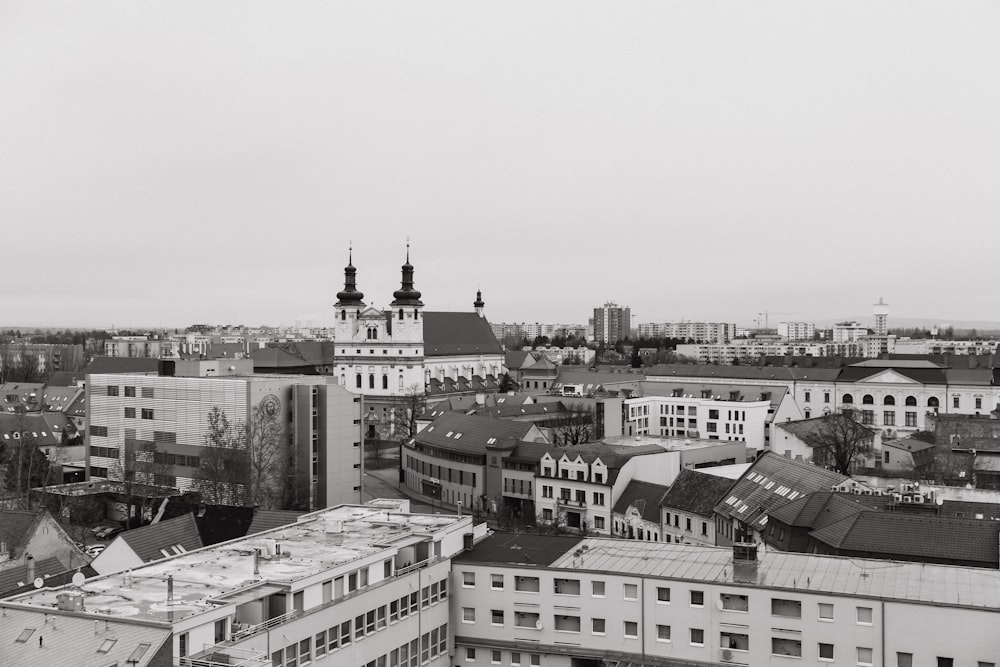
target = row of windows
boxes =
[106,386,155,398]
[91,446,120,459]
[539,486,605,505]
[539,467,604,483]
[406,455,479,486]
[463,648,541,666]
[272,622,447,667]
[538,508,605,529]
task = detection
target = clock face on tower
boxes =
[261,394,280,418]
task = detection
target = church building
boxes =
[332,249,505,438]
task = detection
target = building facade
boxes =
[85,359,363,510]
[636,321,735,344]
[593,303,631,344]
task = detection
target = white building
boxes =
[777,321,816,340]
[1,503,475,667]
[86,359,363,510]
[451,532,1000,667]
[637,321,734,343]
[832,321,869,343]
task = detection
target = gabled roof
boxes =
[0,509,45,559]
[523,356,557,373]
[767,491,877,529]
[504,350,536,370]
[943,368,996,386]
[41,386,82,412]
[423,312,503,357]
[0,383,45,412]
[613,480,669,523]
[713,452,847,530]
[468,401,570,420]
[65,392,87,418]
[83,357,160,374]
[416,412,542,455]
[0,412,66,446]
[541,442,666,484]
[250,346,315,369]
[809,512,1000,565]
[836,364,947,384]
[660,468,735,518]
[246,509,306,535]
[0,556,75,597]
[116,513,202,563]
[774,414,875,447]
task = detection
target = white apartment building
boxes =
[777,321,816,340]
[452,533,1000,667]
[832,321,869,343]
[86,359,363,510]
[637,321,734,343]
[1,503,476,667]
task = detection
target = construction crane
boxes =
[754,311,799,329]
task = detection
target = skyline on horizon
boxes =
[3,2,998,330]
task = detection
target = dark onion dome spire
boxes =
[390,243,423,307]
[335,247,365,306]
[473,289,485,309]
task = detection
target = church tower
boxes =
[389,244,424,345]
[334,249,365,342]
[474,289,485,318]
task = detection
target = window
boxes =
[720,593,748,612]
[804,392,811,403]
[656,625,671,642]
[690,590,704,607]
[462,572,475,587]
[594,516,605,529]
[593,492,605,505]
[720,632,749,651]
[936,659,953,667]
[623,583,638,600]
[492,650,502,664]
[592,581,605,597]
[553,615,580,633]
[896,654,913,667]
[491,610,504,626]
[857,647,873,665]
[462,607,475,623]
[905,412,917,427]
[954,396,960,409]
[141,408,154,420]
[884,411,895,426]
[656,587,670,603]
[856,606,873,625]
[514,612,539,629]
[861,410,875,425]
[107,386,119,396]
[689,628,704,646]
[124,407,136,418]
[530,655,540,667]
[818,603,834,620]
[553,578,580,595]
[976,397,983,410]
[90,425,108,437]
[491,574,503,590]
[124,386,136,397]
[771,598,801,618]
[515,576,539,593]
[592,618,606,634]
[818,643,834,660]
[624,621,638,638]
[466,648,476,662]
[772,638,802,657]
[862,394,874,404]
[511,653,521,666]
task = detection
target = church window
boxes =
[369,374,375,389]
[341,310,346,321]
[382,375,388,390]
[399,309,404,320]
[399,376,404,390]
[340,374,345,386]
[356,374,362,388]
[414,309,419,319]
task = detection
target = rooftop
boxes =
[460,532,1000,611]
[4,505,468,624]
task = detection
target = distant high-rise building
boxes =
[874,297,890,336]
[636,321,734,343]
[777,321,816,340]
[593,302,631,344]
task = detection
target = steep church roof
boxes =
[423,312,503,357]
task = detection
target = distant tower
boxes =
[389,243,424,344]
[334,248,365,341]
[474,289,485,318]
[873,298,889,336]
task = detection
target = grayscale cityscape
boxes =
[2,2,999,666]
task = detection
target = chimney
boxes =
[253,549,260,577]
[26,554,35,582]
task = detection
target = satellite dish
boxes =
[33,577,45,589]
[71,572,86,587]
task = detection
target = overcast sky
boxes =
[2,2,998,330]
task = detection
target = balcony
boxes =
[557,498,586,508]
[178,646,269,667]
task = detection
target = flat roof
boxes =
[5,505,467,624]
[551,538,1000,611]
[603,434,742,451]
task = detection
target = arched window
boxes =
[398,375,404,390]
[413,309,419,320]
[399,309,404,320]
[356,374,362,388]
[905,396,917,406]
[928,396,940,408]
[341,310,346,321]
[339,374,345,386]
[883,395,895,406]
[382,375,388,390]
[369,374,375,389]
[862,394,874,405]
[842,394,854,404]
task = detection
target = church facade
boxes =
[332,251,505,438]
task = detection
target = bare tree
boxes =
[550,403,596,446]
[808,411,875,475]
[113,439,172,527]
[0,424,51,507]
[197,407,249,506]
[393,384,427,442]
[247,403,284,508]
